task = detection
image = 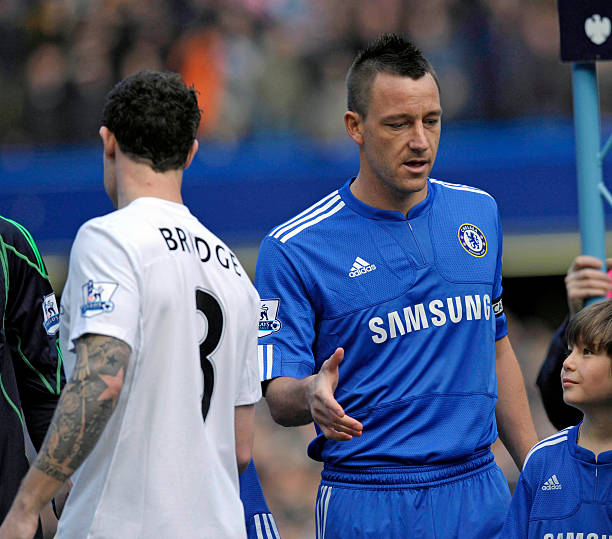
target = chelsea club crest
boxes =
[458,223,487,257]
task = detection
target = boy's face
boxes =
[562,343,612,410]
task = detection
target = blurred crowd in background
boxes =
[2,0,612,147]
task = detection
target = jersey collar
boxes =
[128,196,191,214]
[569,422,612,464]
[339,177,434,221]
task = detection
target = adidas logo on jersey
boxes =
[349,257,377,278]
[541,475,562,491]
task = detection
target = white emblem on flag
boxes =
[585,14,611,45]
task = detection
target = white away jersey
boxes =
[58,197,261,538]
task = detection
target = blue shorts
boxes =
[315,450,510,539]
[240,460,281,539]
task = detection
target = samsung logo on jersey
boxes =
[368,294,491,344]
[543,534,612,539]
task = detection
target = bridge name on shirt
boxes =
[159,227,242,277]
[368,294,492,344]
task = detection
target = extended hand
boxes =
[565,255,612,315]
[309,348,363,441]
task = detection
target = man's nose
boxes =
[408,122,428,152]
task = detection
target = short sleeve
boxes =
[502,471,533,538]
[493,208,508,340]
[235,288,262,406]
[254,236,317,381]
[63,221,140,354]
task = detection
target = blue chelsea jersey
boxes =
[503,425,612,537]
[254,177,508,467]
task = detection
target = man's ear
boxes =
[183,139,199,170]
[99,126,116,159]
[344,111,364,145]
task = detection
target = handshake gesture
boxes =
[308,348,363,442]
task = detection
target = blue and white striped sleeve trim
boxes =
[269,190,345,243]
[430,178,494,200]
[251,513,281,539]
[258,344,273,381]
[522,427,571,470]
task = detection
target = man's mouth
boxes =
[403,159,428,170]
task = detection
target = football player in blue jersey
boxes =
[504,298,612,536]
[254,33,537,538]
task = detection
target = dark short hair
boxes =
[566,298,612,358]
[101,71,201,172]
[346,33,439,118]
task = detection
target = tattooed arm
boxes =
[0,334,130,539]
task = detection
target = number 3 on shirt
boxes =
[195,288,224,422]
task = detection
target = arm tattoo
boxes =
[34,334,131,483]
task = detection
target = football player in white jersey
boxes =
[0,70,261,539]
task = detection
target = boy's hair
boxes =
[101,70,201,172]
[346,33,439,119]
[566,298,612,358]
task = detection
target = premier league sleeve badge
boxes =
[42,293,60,335]
[258,299,282,337]
[80,279,119,317]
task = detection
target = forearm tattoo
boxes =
[34,334,131,483]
